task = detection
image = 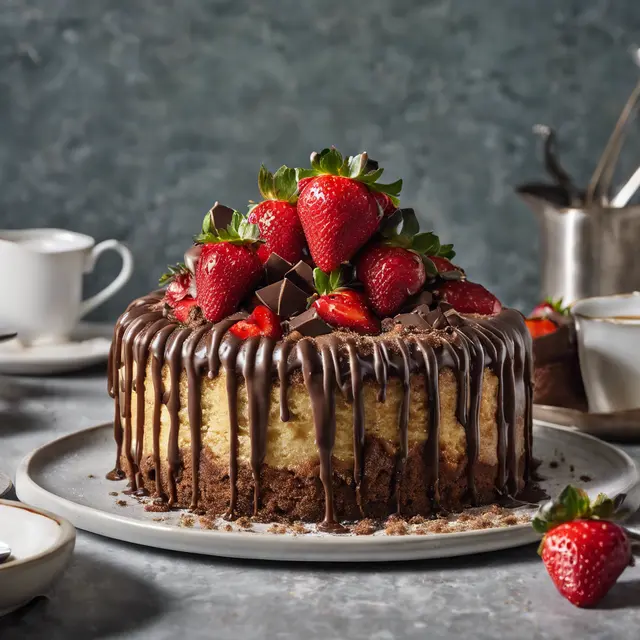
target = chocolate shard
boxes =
[443,307,463,327]
[208,201,235,230]
[392,312,432,330]
[437,301,454,313]
[278,278,309,318]
[413,304,432,319]
[288,307,332,337]
[265,253,293,284]
[425,308,449,329]
[255,281,283,314]
[285,260,315,294]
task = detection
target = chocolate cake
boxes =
[108,149,534,530]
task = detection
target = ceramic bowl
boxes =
[0,499,75,616]
[573,292,640,414]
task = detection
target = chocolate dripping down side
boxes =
[107,291,534,528]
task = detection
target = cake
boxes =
[108,149,534,530]
[525,301,587,412]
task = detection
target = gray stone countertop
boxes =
[1,368,640,639]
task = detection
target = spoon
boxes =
[0,541,11,564]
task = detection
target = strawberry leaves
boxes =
[297,148,403,207]
[257,164,298,203]
[195,209,261,246]
[313,267,343,297]
[159,262,188,286]
[532,485,624,538]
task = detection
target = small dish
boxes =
[0,322,112,375]
[0,499,75,616]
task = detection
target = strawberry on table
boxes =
[248,165,306,264]
[312,268,380,335]
[229,305,282,340]
[296,148,402,272]
[194,210,263,323]
[435,279,502,316]
[533,485,634,608]
[356,209,456,316]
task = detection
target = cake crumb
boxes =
[144,502,170,513]
[88,474,96,479]
[291,521,308,535]
[109,491,119,497]
[487,504,503,515]
[352,518,377,536]
[152,517,166,522]
[500,515,518,526]
[180,514,195,528]
[116,500,127,507]
[456,513,471,522]
[422,520,448,534]
[569,464,575,473]
[235,516,253,530]
[385,518,408,536]
[580,475,592,482]
[414,527,428,535]
[224,524,233,532]
[199,516,218,530]
[409,515,426,525]
[267,523,288,535]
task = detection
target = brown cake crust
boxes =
[108,291,534,526]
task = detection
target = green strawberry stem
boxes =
[257,164,298,203]
[296,147,403,207]
[158,262,188,286]
[195,209,262,246]
[313,267,343,297]
[544,297,570,315]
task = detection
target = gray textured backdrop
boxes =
[2,0,640,321]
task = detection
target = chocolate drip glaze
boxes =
[109,292,534,524]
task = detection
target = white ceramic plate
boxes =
[0,322,112,375]
[15,422,640,562]
[0,472,11,499]
[0,500,76,616]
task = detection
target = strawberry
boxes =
[159,263,193,307]
[373,192,397,217]
[248,165,306,264]
[357,209,457,316]
[435,280,502,315]
[312,268,380,335]
[296,148,402,272]
[533,485,633,608]
[229,305,282,340]
[193,210,263,322]
[428,255,465,279]
[530,298,569,319]
[525,317,558,339]
[173,297,198,323]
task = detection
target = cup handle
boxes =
[78,240,134,319]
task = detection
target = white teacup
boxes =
[0,228,133,345]
[573,292,640,413]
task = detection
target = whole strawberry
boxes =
[312,268,380,335]
[435,280,502,315]
[296,148,402,272]
[248,165,306,264]
[533,485,633,608]
[357,209,457,316]
[194,210,263,322]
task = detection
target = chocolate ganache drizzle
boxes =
[108,291,533,527]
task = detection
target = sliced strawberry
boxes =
[296,149,402,272]
[312,268,380,335]
[436,280,502,315]
[525,317,558,339]
[533,485,633,608]
[248,165,306,264]
[229,305,282,340]
[173,297,198,323]
[194,210,263,322]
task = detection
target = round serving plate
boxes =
[15,422,640,563]
[534,404,640,442]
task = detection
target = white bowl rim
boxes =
[572,291,640,324]
[0,499,75,573]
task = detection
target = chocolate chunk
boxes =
[425,309,449,329]
[255,281,282,314]
[265,253,293,284]
[285,260,315,293]
[278,278,309,318]
[208,201,235,230]
[288,307,332,337]
[392,313,432,330]
[443,308,463,327]
[437,301,454,313]
[414,304,432,319]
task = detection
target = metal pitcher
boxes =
[517,80,640,304]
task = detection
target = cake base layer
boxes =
[123,441,526,522]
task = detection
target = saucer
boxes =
[0,322,113,376]
[0,499,75,615]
